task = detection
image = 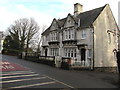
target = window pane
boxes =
[81,30,86,39]
[71,50,73,57]
[69,30,71,39]
[71,29,74,39]
[88,49,91,57]
[68,49,70,57]
[74,49,76,57]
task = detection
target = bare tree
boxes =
[36,25,47,53]
[8,18,40,53]
[25,18,40,52]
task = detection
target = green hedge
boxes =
[2,49,19,56]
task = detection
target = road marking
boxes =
[43,75,75,89]
[0,74,39,79]
[6,81,56,89]
[1,72,35,76]
[0,77,46,84]
[1,71,35,76]
[2,70,33,74]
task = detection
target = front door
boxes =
[45,48,48,57]
[81,48,86,61]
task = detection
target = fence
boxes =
[20,52,92,70]
[24,53,55,66]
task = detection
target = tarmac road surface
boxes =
[1,54,119,89]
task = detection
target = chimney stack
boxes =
[74,3,83,17]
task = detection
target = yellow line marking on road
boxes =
[0,77,46,84]
[6,81,56,89]
[0,74,39,79]
[1,71,35,76]
[43,75,75,89]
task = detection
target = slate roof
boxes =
[42,4,106,35]
[57,17,67,27]
[41,26,50,35]
[77,5,106,28]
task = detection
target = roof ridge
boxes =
[79,4,106,15]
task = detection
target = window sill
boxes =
[81,38,86,40]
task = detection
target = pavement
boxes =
[0,54,120,89]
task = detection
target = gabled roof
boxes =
[41,26,50,35]
[57,17,67,27]
[77,4,106,28]
[42,17,67,35]
[42,4,106,35]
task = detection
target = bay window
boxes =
[50,48,59,56]
[64,48,76,57]
[50,32,58,41]
[64,28,75,40]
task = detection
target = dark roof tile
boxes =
[77,5,106,28]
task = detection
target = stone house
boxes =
[41,3,120,71]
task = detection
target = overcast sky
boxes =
[0,0,119,33]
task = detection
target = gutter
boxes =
[89,26,95,70]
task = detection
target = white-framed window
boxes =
[64,48,76,57]
[50,32,58,41]
[64,28,75,40]
[50,48,59,56]
[81,30,86,39]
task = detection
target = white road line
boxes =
[1,71,35,76]
[2,71,34,74]
[6,81,56,89]
[43,75,75,89]
[0,77,46,84]
[0,74,39,79]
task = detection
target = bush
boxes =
[2,49,19,56]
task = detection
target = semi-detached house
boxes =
[41,3,120,71]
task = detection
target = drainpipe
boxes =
[91,26,94,71]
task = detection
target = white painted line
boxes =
[43,75,75,89]
[0,74,39,79]
[1,71,35,76]
[7,81,56,89]
[1,71,34,75]
[0,77,46,84]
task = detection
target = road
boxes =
[1,54,119,89]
